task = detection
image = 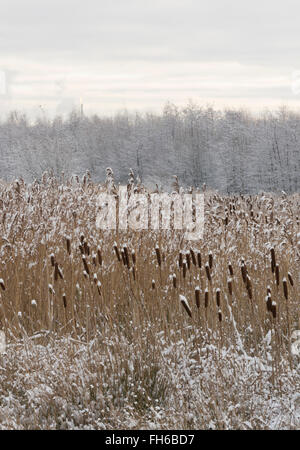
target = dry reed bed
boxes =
[0,171,299,429]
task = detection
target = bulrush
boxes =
[113,242,121,262]
[218,310,222,322]
[83,240,89,255]
[283,278,288,300]
[208,251,213,269]
[97,246,103,266]
[190,248,196,266]
[205,263,211,282]
[288,272,294,287]
[132,266,136,281]
[246,275,252,300]
[227,278,233,296]
[180,295,192,318]
[50,253,55,267]
[204,288,209,308]
[83,270,88,279]
[195,286,200,308]
[97,281,101,296]
[131,250,136,265]
[121,249,126,266]
[62,293,67,308]
[271,301,277,319]
[155,245,161,267]
[48,284,55,295]
[216,288,221,307]
[275,264,280,286]
[197,252,202,268]
[265,294,272,313]
[151,280,156,289]
[186,252,191,270]
[241,260,247,284]
[271,247,276,273]
[182,260,187,279]
[228,262,233,276]
[172,274,177,288]
[66,236,71,255]
[179,251,183,268]
[0,279,5,291]
[92,253,97,266]
[82,255,90,275]
[54,262,63,281]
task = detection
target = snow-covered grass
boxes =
[0,172,299,429]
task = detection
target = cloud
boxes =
[0,0,300,115]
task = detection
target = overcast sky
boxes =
[1,0,300,117]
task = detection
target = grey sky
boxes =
[1,0,300,116]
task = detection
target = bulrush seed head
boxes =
[180,295,192,318]
[195,287,200,308]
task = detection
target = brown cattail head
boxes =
[205,263,211,282]
[62,293,67,308]
[78,244,84,255]
[283,278,288,300]
[195,287,200,308]
[50,253,55,267]
[204,288,209,308]
[0,279,5,291]
[66,236,71,255]
[97,280,101,296]
[197,252,202,268]
[155,245,161,267]
[190,248,196,266]
[131,250,136,265]
[227,278,233,296]
[172,274,177,288]
[275,264,280,286]
[54,262,59,281]
[132,266,136,281]
[113,242,121,262]
[180,295,192,318]
[121,249,126,266]
[216,288,221,307]
[265,294,272,312]
[182,261,187,279]
[179,251,183,268]
[246,275,252,299]
[80,233,85,244]
[288,272,294,287]
[186,252,191,270]
[83,240,89,255]
[92,253,97,266]
[97,246,102,266]
[123,245,129,268]
[228,262,233,276]
[152,279,156,289]
[270,247,276,273]
[241,260,247,284]
[82,255,90,275]
[208,252,213,269]
[271,301,277,319]
[48,284,55,295]
[218,310,222,322]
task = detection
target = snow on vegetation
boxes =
[0,170,299,429]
